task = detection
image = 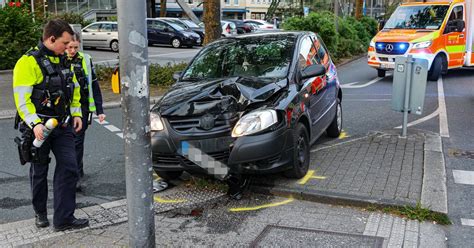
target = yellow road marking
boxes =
[229,197,294,212]
[154,196,186,204]
[339,131,349,139]
[298,170,326,185]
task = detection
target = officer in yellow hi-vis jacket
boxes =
[12,19,89,232]
[65,33,105,190]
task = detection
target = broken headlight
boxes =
[232,109,278,137]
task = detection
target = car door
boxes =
[82,23,101,47]
[443,4,466,68]
[157,21,174,44]
[297,36,328,139]
[97,23,113,48]
[147,20,159,44]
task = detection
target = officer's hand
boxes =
[73,117,82,132]
[33,124,45,140]
[98,114,106,123]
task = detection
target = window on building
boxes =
[225,0,230,5]
[234,0,238,5]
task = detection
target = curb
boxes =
[335,53,367,67]
[0,96,163,120]
[0,69,13,75]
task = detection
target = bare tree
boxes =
[160,0,167,17]
[147,0,157,18]
[203,0,221,45]
[355,0,363,19]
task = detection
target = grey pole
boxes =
[334,0,339,32]
[66,0,68,12]
[54,0,57,14]
[117,0,156,246]
[402,55,413,137]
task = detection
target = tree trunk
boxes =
[355,0,363,19]
[146,0,157,18]
[160,0,167,17]
[203,0,221,45]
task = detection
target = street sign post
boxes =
[391,55,428,137]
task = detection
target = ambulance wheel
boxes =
[377,69,386,77]
[154,169,183,181]
[428,56,442,81]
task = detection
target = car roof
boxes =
[89,21,117,24]
[228,30,309,39]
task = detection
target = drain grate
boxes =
[250,225,384,248]
[448,149,474,160]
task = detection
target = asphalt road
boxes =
[1,55,473,246]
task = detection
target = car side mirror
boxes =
[173,71,182,81]
[378,20,386,30]
[300,64,326,81]
[164,27,170,32]
[83,29,88,33]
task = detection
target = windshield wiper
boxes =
[181,77,203,82]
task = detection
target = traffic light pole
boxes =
[116,0,156,246]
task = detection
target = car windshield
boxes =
[181,35,296,81]
[384,5,449,30]
[182,20,199,28]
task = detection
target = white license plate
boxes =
[380,63,395,69]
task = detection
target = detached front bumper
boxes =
[151,120,294,175]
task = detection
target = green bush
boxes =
[0,5,42,70]
[95,62,188,88]
[282,12,378,60]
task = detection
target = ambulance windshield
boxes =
[384,5,449,30]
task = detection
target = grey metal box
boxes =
[391,56,429,115]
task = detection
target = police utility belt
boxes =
[14,50,75,165]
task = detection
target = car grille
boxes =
[375,42,409,55]
[154,150,230,167]
[167,114,239,133]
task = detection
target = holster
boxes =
[14,124,43,165]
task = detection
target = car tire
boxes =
[154,169,183,181]
[377,69,386,77]
[284,123,310,179]
[326,98,342,138]
[428,56,443,81]
[171,38,181,48]
[110,40,119,52]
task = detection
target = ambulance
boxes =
[367,0,474,81]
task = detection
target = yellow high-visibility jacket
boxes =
[13,46,82,129]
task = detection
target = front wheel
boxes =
[428,56,443,81]
[377,69,386,77]
[171,38,181,48]
[327,98,342,138]
[284,123,310,179]
[110,40,119,52]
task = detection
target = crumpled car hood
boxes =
[154,77,287,116]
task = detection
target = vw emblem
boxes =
[200,114,215,130]
[385,44,394,52]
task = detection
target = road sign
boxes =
[304,7,309,17]
[391,55,428,136]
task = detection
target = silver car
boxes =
[81,21,119,52]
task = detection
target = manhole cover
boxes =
[251,225,383,248]
[448,149,474,160]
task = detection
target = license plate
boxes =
[380,63,395,69]
[183,137,233,153]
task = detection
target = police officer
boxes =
[13,19,89,231]
[65,33,105,190]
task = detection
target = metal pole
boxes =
[54,0,57,14]
[117,0,155,246]
[31,0,34,14]
[370,0,373,17]
[402,55,413,137]
[66,0,68,12]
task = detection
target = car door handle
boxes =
[91,33,96,35]
[459,34,464,38]
[107,33,111,35]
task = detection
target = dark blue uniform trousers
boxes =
[73,115,89,177]
[30,125,79,227]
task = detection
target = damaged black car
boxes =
[150,31,343,181]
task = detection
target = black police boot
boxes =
[35,213,49,228]
[54,218,89,232]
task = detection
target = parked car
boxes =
[225,19,254,34]
[157,17,205,45]
[244,19,275,30]
[81,21,119,52]
[147,18,201,48]
[221,21,238,37]
[150,31,342,180]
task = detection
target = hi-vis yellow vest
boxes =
[77,52,96,112]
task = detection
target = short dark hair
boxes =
[72,32,81,43]
[42,19,74,41]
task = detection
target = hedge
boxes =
[282,12,378,60]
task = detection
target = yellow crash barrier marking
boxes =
[229,197,294,212]
[339,131,349,139]
[298,170,326,185]
[152,172,160,180]
[154,196,187,204]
